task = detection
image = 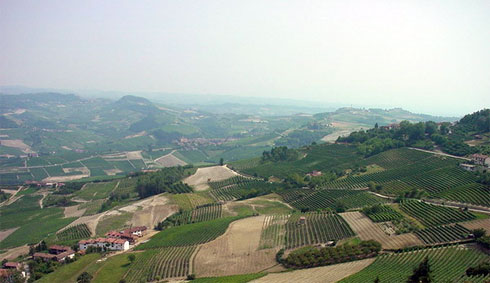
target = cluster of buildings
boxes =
[460,154,490,172]
[78,226,147,252]
[24,180,65,187]
[33,245,75,262]
[0,261,25,279]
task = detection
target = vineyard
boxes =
[284,213,355,249]
[437,183,490,207]
[167,182,193,194]
[415,224,471,244]
[362,205,403,223]
[125,246,196,282]
[137,216,243,249]
[208,178,283,201]
[399,199,475,227]
[340,245,490,283]
[170,204,223,226]
[56,224,91,241]
[170,192,214,211]
[324,155,458,190]
[277,189,386,211]
[362,147,431,169]
[259,215,288,249]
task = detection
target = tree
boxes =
[375,123,379,129]
[77,272,93,283]
[472,228,486,239]
[407,257,432,283]
[374,276,380,283]
[219,158,224,166]
[128,254,136,263]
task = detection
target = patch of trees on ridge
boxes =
[135,166,193,198]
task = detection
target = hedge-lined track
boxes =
[56,224,91,241]
[340,246,490,283]
[125,246,196,282]
[399,199,475,227]
[415,224,471,244]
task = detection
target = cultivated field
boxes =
[194,215,278,277]
[252,258,375,283]
[340,211,422,249]
[154,151,187,167]
[461,218,490,234]
[184,165,239,191]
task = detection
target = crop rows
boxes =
[363,205,403,222]
[437,183,490,207]
[56,224,91,241]
[259,214,288,249]
[397,167,476,195]
[400,199,475,227]
[285,189,385,211]
[276,188,316,203]
[285,212,355,249]
[172,204,223,226]
[125,246,196,282]
[168,183,193,194]
[208,176,254,190]
[209,180,282,201]
[340,245,490,283]
[324,156,457,189]
[362,148,431,169]
[415,224,471,244]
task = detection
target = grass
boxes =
[36,253,102,283]
[136,216,244,249]
[95,212,132,236]
[193,273,267,283]
[92,253,131,283]
[74,181,117,200]
[249,199,292,215]
[0,195,76,249]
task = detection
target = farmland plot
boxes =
[194,215,278,277]
[461,218,490,234]
[415,224,471,244]
[400,199,475,227]
[125,246,196,282]
[252,258,375,283]
[340,211,422,250]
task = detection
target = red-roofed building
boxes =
[2,262,21,270]
[49,245,71,255]
[472,154,490,167]
[125,226,147,237]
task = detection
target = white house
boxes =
[78,238,129,251]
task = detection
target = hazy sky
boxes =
[1,0,489,116]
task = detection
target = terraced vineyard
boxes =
[362,205,403,222]
[56,224,91,241]
[340,246,490,283]
[324,155,458,190]
[400,199,475,226]
[208,179,283,201]
[278,189,386,211]
[167,182,193,194]
[284,212,355,249]
[125,246,196,282]
[259,214,288,249]
[362,147,431,169]
[437,183,490,207]
[171,192,215,211]
[415,224,471,244]
[171,204,223,226]
[208,176,254,190]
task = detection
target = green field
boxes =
[340,246,490,282]
[136,216,244,249]
[400,199,475,226]
[36,254,102,283]
[0,195,75,249]
[74,181,117,200]
[193,273,267,283]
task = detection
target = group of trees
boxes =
[262,146,299,162]
[337,112,489,156]
[283,240,381,269]
[135,166,190,198]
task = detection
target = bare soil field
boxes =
[122,194,179,228]
[155,152,187,167]
[341,211,422,250]
[124,131,147,139]
[0,139,32,152]
[0,227,19,242]
[252,258,375,283]
[43,174,90,182]
[126,151,144,160]
[62,167,88,174]
[194,215,278,277]
[63,205,86,218]
[104,168,123,175]
[184,165,239,191]
[461,218,490,234]
[0,245,29,261]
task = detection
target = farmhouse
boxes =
[105,231,137,244]
[126,226,147,237]
[471,154,490,167]
[2,262,21,270]
[33,245,75,262]
[306,170,322,177]
[78,238,129,251]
